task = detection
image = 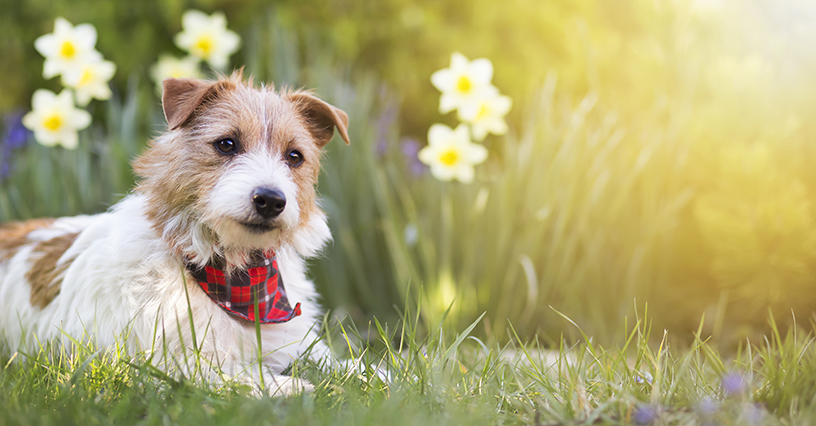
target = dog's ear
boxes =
[162,78,235,130]
[287,92,350,147]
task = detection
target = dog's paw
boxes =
[265,375,314,397]
[335,358,394,384]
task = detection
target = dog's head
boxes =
[134,71,348,266]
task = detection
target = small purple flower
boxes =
[697,397,719,417]
[632,404,658,425]
[400,137,426,176]
[635,370,653,385]
[3,112,30,150]
[1,111,31,180]
[721,372,746,397]
[741,403,765,424]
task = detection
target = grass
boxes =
[2,307,815,425]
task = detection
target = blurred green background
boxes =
[1,0,815,347]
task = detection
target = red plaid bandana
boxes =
[185,251,301,323]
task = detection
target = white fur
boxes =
[204,148,301,252]
[0,193,333,396]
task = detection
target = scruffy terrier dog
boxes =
[0,71,349,395]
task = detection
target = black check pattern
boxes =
[185,251,301,324]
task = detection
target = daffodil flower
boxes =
[174,10,240,70]
[418,124,488,183]
[457,92,512,141]
[34,17,102,79]
[431,52,496,114]
[61,59,116,106]
[150,55,204,93]
[22,89,91,150]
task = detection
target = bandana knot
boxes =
[185,250,301,323]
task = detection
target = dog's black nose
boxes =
[252,188,286,219]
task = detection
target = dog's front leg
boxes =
[304,338,393,384]
[257,368,314,397]
[226,363,314,397]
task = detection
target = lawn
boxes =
[2,309,815,425]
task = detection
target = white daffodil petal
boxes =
[476,84,500,99]
[34,34,55,57]
[488,118,508,134]
[211,12,227,28]
[427,123,454,145]
[455,165,475,183]
[494,95,512,114]
[439,95,459,114]
[73,24,97,48]
[21,112,38,130]
[43,61,62,79]
[465,144,488,164]
[430,164,457,181]
[208,54,227,70]
[84,50,103,64]
[60,131,79,149]
[471,120,494,141]
[98,61,116,78]
[182,10,210,29]
[34,130,59,146]
[54,17,72,33]
[150,55,203,93]
[456,102,479,122]
[75,91,92,107]
[469,58,494,83]
[450,52,469,69]
[71,109,92,130]
[221,32,241,51]
[60,69,81,86]
[56,90,75,106]
[93,84,112,99]
[451,124,472,143]
[207,56,227,70]
[174,33,190,50]
[431,69,453,92]
[31,90,56,110]
[418,146,437,165]
[471,125,489,142]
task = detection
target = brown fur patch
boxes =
[26,231,80,309]
[285,91,349,147]
[0,218,55,261]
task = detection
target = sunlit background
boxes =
[1,0,815,347]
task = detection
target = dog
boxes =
[0,71,349,395]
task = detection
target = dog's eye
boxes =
[286,149,304,167]
[215,139,237,154]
